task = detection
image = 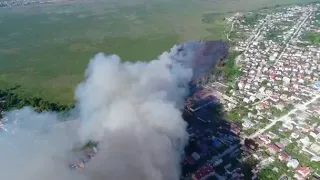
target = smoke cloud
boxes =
[0,107,86,180]
[0,43,201,180]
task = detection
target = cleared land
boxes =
[0,0,316,104]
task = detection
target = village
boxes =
[0,2,320,180]
[204,3,320,180]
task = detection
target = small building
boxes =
[294,167,312,180]
[299,136,311,147]
[278,151,290,162]
[212,139,223,148]
[311,156,320,162]
[242,119,254,129]
[253,151,263,160]
[266,132,278,139]
[267,144,281,155]
[279,138,291,147]
[230,123,241,135]
[287,159,299,169]
[309,143,320,154]
[291,131,301,139]
[192,164,215,180]
[226,166,241,174]
[191,152,201,161]
[283,122,293,130]
[259,135,271,144]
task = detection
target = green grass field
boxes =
[0,0,316,104]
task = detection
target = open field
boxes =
[0,0,317,104]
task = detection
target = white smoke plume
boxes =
[0,107,86,180]
[0,44,196,180]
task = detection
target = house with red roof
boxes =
[301,125,312,133]
[297,73,304,79]
[275,142,287,149]
[270,72,276,80]
[192,164,215,180]
[270,95,280,102]
[231,126,241,135]
[294,167,312,180]
[278,151,290,162]
[259,134,271,145]
[267,144,281,155]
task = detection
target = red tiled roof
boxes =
[231,123,239,128]
[275,142,286,148]
[278,151,290,161]
[267,144,281,154]
[193,164,214,180]
[231,126,241,135]
[296,167,311,177]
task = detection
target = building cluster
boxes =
[180,83,249,180]
[214,3,320,179]
[183,3,320,179]
[181,126,244,180]
[233,4,319,111]
[248,107,320,179]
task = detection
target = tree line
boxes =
[0,88,74,114]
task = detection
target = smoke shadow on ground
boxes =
[180,84,258,178]
[181,100,259,179]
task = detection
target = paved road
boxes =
[204,85,238,104]
[247,93,320,139]
[244,20,267,53]
[210,144,240,162]
[274,11,312,65]
[244,12,314,140]
[302,146,316,157]
[227,21,235,42]
[236,19,268,65]
[247,11,312,110]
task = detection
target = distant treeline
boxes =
[0,86,75,113]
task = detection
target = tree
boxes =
[210,103,224,117]
[225,86,233,95]
[227,104,249,122]
[289,113,296,119]
[0,86,75,113]
[252,109,258,115]
[270,107,283,117]
[287,103,294,110]
[258,167,280,179]
[261,80,268,86]
[219,52,244,83]
[259,42,266,50]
